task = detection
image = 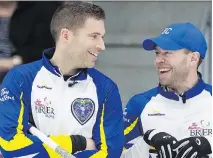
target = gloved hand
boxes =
[143,129,177,158]
[173,136,212,158]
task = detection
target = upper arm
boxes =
[0,68,30,141]
[92,83,124,157]
[0,68,48,157]
[0,68,60,158]
[123,96,144,149]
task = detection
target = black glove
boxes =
[173,137,212,158]
[144,129,177,158]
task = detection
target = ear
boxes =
[190,52,200,66]
[60,28,73,42]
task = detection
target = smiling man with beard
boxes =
[122,22,212,158]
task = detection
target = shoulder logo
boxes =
[0,88,15,101]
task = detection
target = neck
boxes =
[169,72,199,95]
[50,48,77,76]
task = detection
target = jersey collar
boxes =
[42,48,87,81]
[158,74,205,102]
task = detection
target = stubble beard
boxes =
[164,66,189,92]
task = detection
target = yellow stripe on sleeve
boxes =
[124,118,138,135]
[0,92,33,151]
[90,104,108,158]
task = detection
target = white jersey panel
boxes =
[31,66,98,138]
[140,90,212,158]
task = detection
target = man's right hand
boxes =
[143,129,177,158]
[86,138,96,150]
[173,136,212,158]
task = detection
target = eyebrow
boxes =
[89,32,105,37]
[91,32,100,35]
[155,49,160,53]
[155,47,161,51]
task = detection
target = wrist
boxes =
[70,135,86,153]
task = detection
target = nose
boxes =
[155,54,165,64]
[96,38,105,51]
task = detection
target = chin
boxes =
[87,63,95,68]
[159,80,170,87]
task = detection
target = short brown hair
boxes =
[50,1,105,42]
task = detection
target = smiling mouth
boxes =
[159,68,171,74]
[88,51,98,57]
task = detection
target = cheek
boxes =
[74,35,88,47]
[167,56,181,67]
[173,59,187,72]
[186,58,192,67]
[83,41,94,52]
[172,60,182,69]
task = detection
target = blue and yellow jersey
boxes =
[123,80,212,158]
[0,48,124,158]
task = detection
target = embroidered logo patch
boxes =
[71,98,95,125]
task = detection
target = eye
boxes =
[155,51,159,55]
[91,34,97,39]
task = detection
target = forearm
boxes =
[44,134,87,155]
[0,131,88,158]
[74,132,123,158]
[0,132,51,158]
[43,135,72,157]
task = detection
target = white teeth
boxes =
[93,53,98,57]
[159,68,170,72]
[89,52,98,57]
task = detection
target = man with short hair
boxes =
[0,2,124,158]
[122,22,212,158]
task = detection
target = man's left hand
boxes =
[173,137,212,158]
[86,138,96,150]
